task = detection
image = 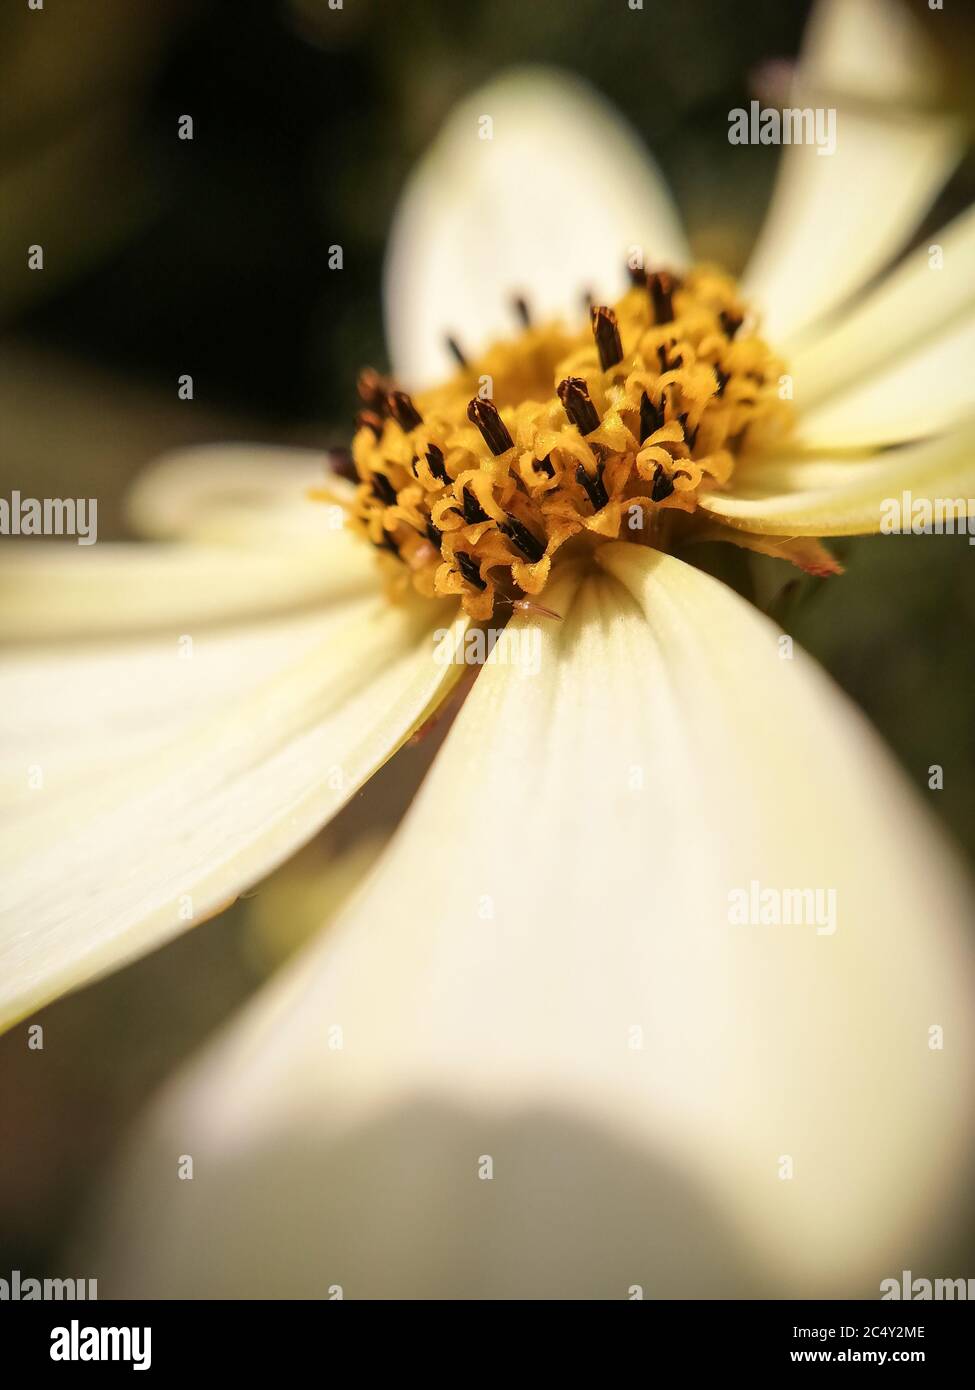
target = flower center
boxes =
[346,265,793,619]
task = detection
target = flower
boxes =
[3,0,975,1296]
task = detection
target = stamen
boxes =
[500,515,546,563]
[468,398,514,455]
[357,368,390,415]
[462,485,490,524]
[329,449,358,483]
[648,271,678,324]
[425,519,443,547]
[376,531,401,556]
[446,335,468,369]
[657,341,683,372]
[425,443,449,483]
[558,377,600,435]
[591,305,623,371]
[371,472,397,506]
[356,409,383,439]
[650,464,675,502]
[513,295,531,328]
[533,455,555,478]
[387,390,423,431]
[639,390,665,442]
[455,551,486,590]
[575,461,609,512]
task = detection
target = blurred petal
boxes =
[743,0,960,345]
[90,548,975,1297]
[791,205,975,409]
[0,598,467,1030]
[126,444,354,544]
[795,308,975,448]
[0,535,376,641]
[384,68,689,388]
[701,420,975,534]
[0,607,363,812]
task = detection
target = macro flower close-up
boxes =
[1,0,974,1318]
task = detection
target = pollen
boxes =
[342,266,793,619]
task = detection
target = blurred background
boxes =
[1,0,974,1282]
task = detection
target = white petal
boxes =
[0,536,375,641]
[126,444,353,544]
[89,549,975,1297]
[790,205,975,409]
[0,607,357,813]
[794,308,975,448]
[701,420,975,534]
[742,0,960,346]
[0,596,467,1029]
[384,68,689,388]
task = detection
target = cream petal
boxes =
[790,205,975,409]
[742,0,961,346]
[0,536,376,641]
[384,68,690,388]
[89,548,975,1297]
[794,308,975,449]
[701,420,975,534]
[126,444,355,544]
[0,596,467,1030]
[0,607,361,813]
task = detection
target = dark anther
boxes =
[446,335,468,369]
[462,485,490,525]
[370,471,397,506]
[719,310,743,339]
[639,391,665,442]
[657,342,683,372]
[591,305,623,371]
[651,464,675,502]
[558,377,600,435]
[328,448,358,482]
[425,520,443,548]
[713,365,730,397]
[678,412,699,450]
[513,295,532,328]
[355,410,384,439]
[575,461,609,512]
[455,551,486,590]
[648,271,678,324]
[357,368,390,415]
[626,262,647,287]
[467,398,514,455]
[387,390,423,431]
[533,455,555,478]
[425,443,449,483]
[500,516,545,563]
[375,531,401,557]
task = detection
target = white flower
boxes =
[2,0,973,1296]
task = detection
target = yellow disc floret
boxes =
[345,265,793,619]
